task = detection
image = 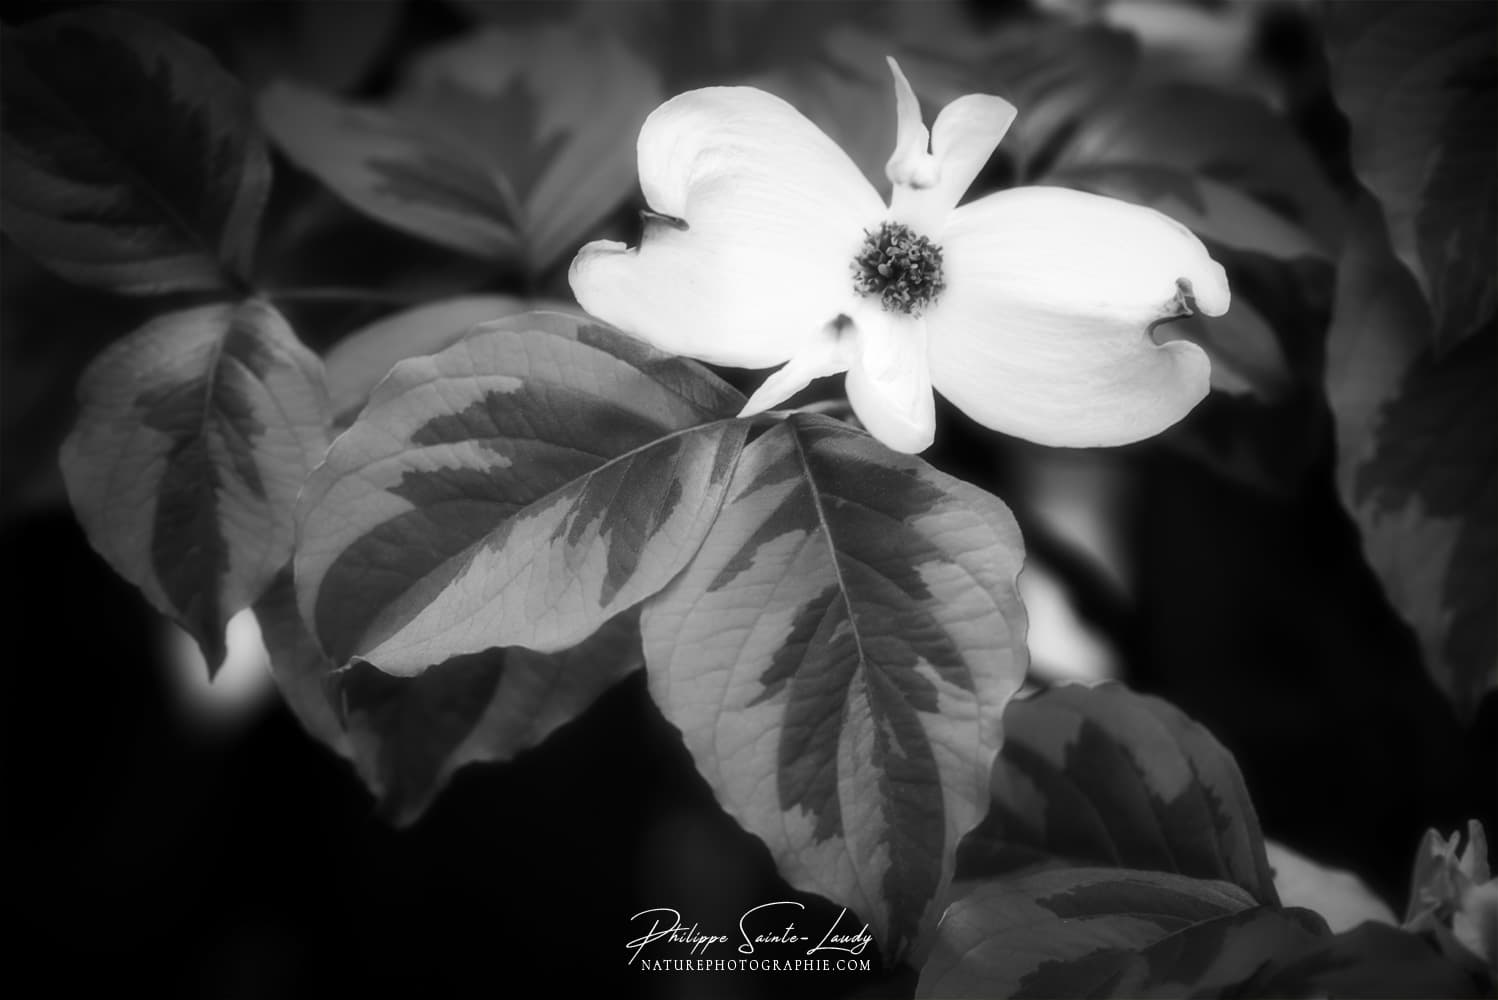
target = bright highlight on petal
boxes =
[930,186,1225,447]
[570,86,883,368]
[568,58,1230,455]
[844,303,937,454]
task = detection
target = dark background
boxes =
[4,1,1494,998]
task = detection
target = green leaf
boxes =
[640,414,1028,962]
[916,867,1325,999]
[61,300,329,672]
[255,568,641,825]
[295,311,748,676]
[1,8,271,294]
[1326,202,1497,719]
[1326,1,1497,350]
[321,295,583,424]
[258,23,660,272]
[959,683,1278,905]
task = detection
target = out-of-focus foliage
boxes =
[1404,821,1498,970]
[929,684,1491,998]
[1321,0,1498,720]
[1326,201,1497,720]
[0,8,270,294]
[1326,1,1496,352]
[259,23,661,273]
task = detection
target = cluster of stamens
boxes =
[851,222,946,316]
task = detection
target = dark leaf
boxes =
[1326,1,1497,350]
[1326,201,1497,719]
[917,867,1324,999]
[1,8,270,294]
[959,683,1278,906]
[254,568,641,825]
[259,22,661,272]
[1233,921,1493,998]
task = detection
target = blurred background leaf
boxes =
[1326,201,1497,720]
[0,7,270,294]
[1325,0,1497,352]
[259,20,661,276]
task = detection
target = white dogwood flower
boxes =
[570,58,1228,453]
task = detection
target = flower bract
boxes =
[570,58,1229,454]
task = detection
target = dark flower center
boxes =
[851,222,946,316]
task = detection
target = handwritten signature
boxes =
[627,902,874,964]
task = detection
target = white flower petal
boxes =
[886,62,1016,235]
[928,94,1017,209]
[929,185,1226,447]
[569,87,883,368]
[845,303,936,454]
[884,58,938,192]
[739,319,856,417]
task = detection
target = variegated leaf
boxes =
[1,8,270,294]
[1327,202,1497,719]
[959,683,1278,905]
[296,312,748,676]
[322,295,583,424]
[1327,1,1496,350]
[253,568,350,757]
[61,301,329,672]
[917,867,1326,999]
[640,414,1028,962]
[258,23,660,272]
[255,568,641,825]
